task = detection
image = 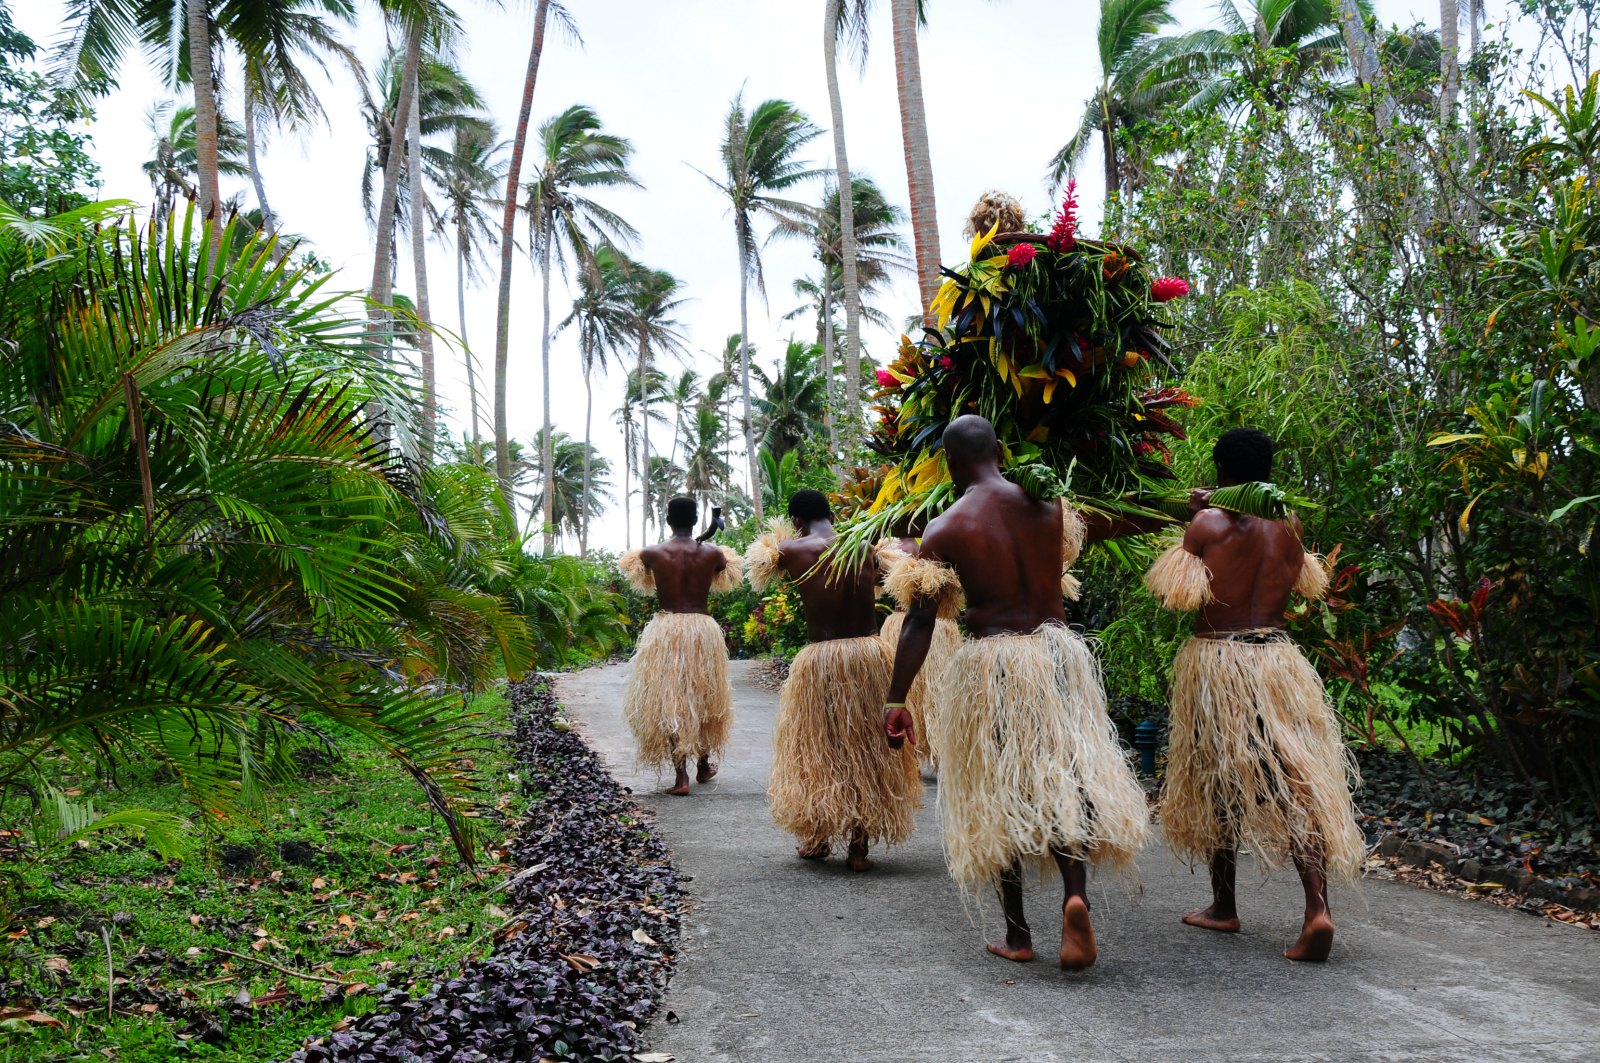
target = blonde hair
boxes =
[963,190,1026,239]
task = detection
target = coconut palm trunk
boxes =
[538,212,556,553]
[1439,0,1460,126]
[890,0,940,323]
[580,369,593,555]
[821,281,838,461]
[638,332,652,545]
[456,235,480,449]
[408,63,438,463]
[186,0,221,231]
[823,0,863,443]
[243,103,278,239]
[1333,0,1395,129]
[494,0,552,506]
[736,217,762,521]
[1100,96,1120,203]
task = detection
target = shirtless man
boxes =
[619,496,743,795]
[749,490,920,872]
[884,415,1168,970]
[877,518,959,773]
[1144,427,1363,961]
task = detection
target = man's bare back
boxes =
[641,537,731,614]
[917,480,1065,638]
[779,525,880,642]
[1184,510,1306,633]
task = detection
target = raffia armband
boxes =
[1293,552,1330,601]
[618,550,655,596]
[1144,538,1214,611]
[746,517,797,593]
[873,538,909,593]
[708,545,745,594]
[1060,505,1088,602]
[884,554,963,614]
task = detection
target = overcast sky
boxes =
[20,0,1452,552]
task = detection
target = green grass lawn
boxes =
[1,688,521,1062]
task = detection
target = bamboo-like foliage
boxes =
[0,202,561,860]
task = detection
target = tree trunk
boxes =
[243,102,277,239]
[408,63,438,464]
[890,0,940,324]
[824,0,863,446]
[538,212,556,553]
[1334,0,1396,129]
[366,19,425,442]
[457,233,480,450]
[821,281,838,464]
[580,368,593,556]
[494,0,552,507]
[1100,103,1120,205]
[186,0,221,232]
[1440,0,1460,126]
[639,333,652,545]
[737,218,763,521]
[622,415,632,551]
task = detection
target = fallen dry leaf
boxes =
[42,956,70,975]
[634,1053,675,1062]
[311,877,327,890]
[631,928,658,947]
[0,1008,63,1027]
[562,953,602,973]
[342,982,369,998]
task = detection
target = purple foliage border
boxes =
[292,677,683,1062]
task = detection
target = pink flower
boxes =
[939,355,955,370]
[1047,179,1079,253]
[875,368,899,389]
[1151,276,1191,302]
[1006,243,1037,269]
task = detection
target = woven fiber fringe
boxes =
[1293,552,1330,601]
[618,550,655,596]
[1145,541,1213,611]
[1061,504,1087,567]
[1162,636,1364,883]
[935,624,1149,890]
[885,555,963,612]
[621,612,733,772]
[709,545,745,594]
[746,518,796,593]
[768,636,922,849]
[880,611,962,769]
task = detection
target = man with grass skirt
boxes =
[1144,427,1363,962]
[619,496,744,796]
[748,490,921,872]
[876,519,961,774]
[883,415,1170,971]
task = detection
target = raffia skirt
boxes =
[1162,634,1364,883]
[621,612,733,772]
[935,623,1149,890]
[879,611,963,770]
[768,635,922,849]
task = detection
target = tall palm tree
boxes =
[890,0,940,321]
[825,0,872,446]
[665,369,702,468]
[645,455,687,539]
[143,101,249,234]
[623,267,690,547]
[1050,0,1185,203]
[684,396,732,515]
[430,126,507,450]
[753,340,828,461]
[615,369,670,550]
[523,428,613,547]
[705,94,823,521]
[524,104,640,553]
[557,244,634,555]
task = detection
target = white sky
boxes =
[19,0,1452,552]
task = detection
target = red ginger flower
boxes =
[1006,243,1037,269]
[1151,276,1191,301]
[875,368,899,389]
[1047,180,1079,252]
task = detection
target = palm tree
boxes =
[430,126,507,449]
[889,0,940,321]
[705,94,823,521]
[1050,0,1187,204]
[615,369,670,549]
[523,428,613,546]
[683,396,732,514]
[623,267,690,547]
[557,244,634,555]
[645,455,687,538]
[825,0,872,450]
[665,369,702,468]
[143,101,249,234]
[524,104,640,553]
[753,340,828,461]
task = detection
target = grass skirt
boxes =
[879,611,962,769]
[621,612,733,772]
[1163,635,1364,882]
[768,636,922,849]
[935,623,1149,889]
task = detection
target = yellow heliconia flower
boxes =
[969,220,1001,261]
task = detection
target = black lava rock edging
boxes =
[292,677,683,1062]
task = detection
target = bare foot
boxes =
[1059,896,1098,971]
[845,840,874,873]
[1182,905,1242,933]
[986,940,1035,963]
[664,779,690,796]
[796,842,829,861]
[695,758,718,784]
[1285,912,1334,962]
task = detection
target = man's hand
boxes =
[1187,488,1214,516]
[885,705,916,749]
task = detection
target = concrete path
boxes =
[558,660,1600,1063]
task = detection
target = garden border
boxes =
[1374,831,1600,916]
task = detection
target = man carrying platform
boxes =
[883,415,1167,971]
[749,490,921,873]
[619,495,743,796]
[1144,427,1363,962]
